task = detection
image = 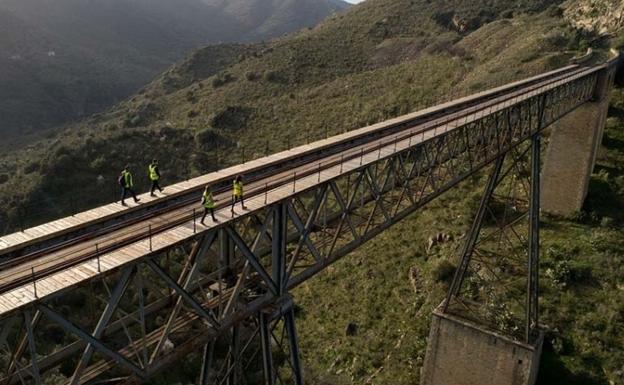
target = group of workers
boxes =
[119,161,246,226]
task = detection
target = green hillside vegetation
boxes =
[0,0,587,231]
[0,0,622,383]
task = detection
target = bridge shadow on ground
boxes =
[537,350,609,385]
[583,103,624,222]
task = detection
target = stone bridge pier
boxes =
[541,66,616,216]
[421,60,620,385]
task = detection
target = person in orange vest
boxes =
[119,165,140,206]
[200,185,217,224]
[231,175,246,213]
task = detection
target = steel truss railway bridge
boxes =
[0,54,619,385]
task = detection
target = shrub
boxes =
[209,106,252,130]
[186,90,196,103]
[546,5,563,18]
[500,9,514,19]
[211,72,234,88]
[124,114,142,128]
[194,127,232,150]
[264,70,280,83]
[431,259,456,283]
[0,174,8,185]
[23,162,40,174]
[245,71,259,81]
[90,156,107,170]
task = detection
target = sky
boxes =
[345,0,365,3]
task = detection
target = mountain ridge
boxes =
[0,0,350,141]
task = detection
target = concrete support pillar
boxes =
[421,304,544,385]
[541,68,614,216]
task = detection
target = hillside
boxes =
[0,0,622,383]
[566,0,624,35]
[0,0,349,144]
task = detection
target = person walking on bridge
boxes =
[231,175,246,213]
[119,165,140,206]
[200,185,217,224]
[149,159,163,197]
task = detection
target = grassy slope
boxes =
[0,0,578,232]
[295,86,624,385]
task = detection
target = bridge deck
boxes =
[0,65,581,257]
[0,63,605,318]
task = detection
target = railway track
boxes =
[0,62,599,296]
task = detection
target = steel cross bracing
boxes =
[0,64,610,385]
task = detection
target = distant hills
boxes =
[0,0,349,142]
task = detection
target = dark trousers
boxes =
[121,186,138,204]
[231,195,245,210]
[150,180,162,194]
[201,207,216,223]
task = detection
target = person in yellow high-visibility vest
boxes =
[119,165,140,206]
[200,185,217,224]
[148,159,163,197]
[231,175,246,212]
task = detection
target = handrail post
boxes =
[340,154,344,173]
[318,163,321,182]
[265,183,268,204]
[18,207,24,233]
[31,267,37,299]
[148,225,153,251]
[193,209,197,233]
[293,172,297,193]
[360,148,364,166]
[378,141,382,159]
[394,135,398,152]
[96,243,101,273]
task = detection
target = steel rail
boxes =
[0,64,584,261]
[0,64,599,296]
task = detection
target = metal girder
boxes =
[225,226,279,295]
[199,342,215,385]
[37,304,146,378]
[23,310,41,385]
[0,64,609,384]
[70,267,134,385]
[259,311,275,385]
[146,259,220,328]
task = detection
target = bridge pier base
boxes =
[421,304,544,385]
[541,68,615,216]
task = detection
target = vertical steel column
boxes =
[70,267,134,385]
[259,311,275,385]
[443,154,506,312]
[284,306,303,385]
[273,203,287,296]
[526,134,541,343]
[199,342,215,385]
[219,228,232,272]
[227,325,240,385]
[24,310,42,385]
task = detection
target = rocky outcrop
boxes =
[565,0,624,35]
